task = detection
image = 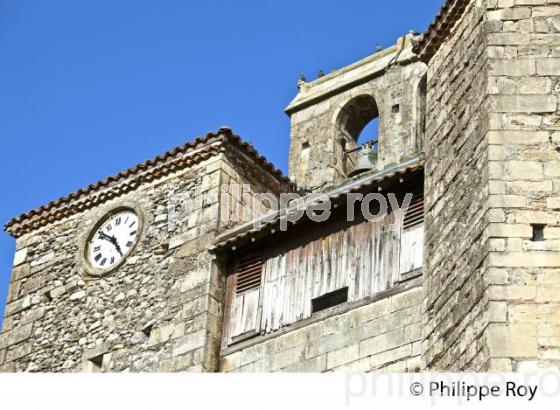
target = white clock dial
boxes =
[88,210,140,270]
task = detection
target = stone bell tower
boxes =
[285,33,427,192]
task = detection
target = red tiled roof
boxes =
[5,127,292,237]
[412,0,470,63]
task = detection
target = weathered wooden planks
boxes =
[226,209,424,343]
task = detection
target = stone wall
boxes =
[286,35,427,192]
[0,147,283,372]
[484,0,560,371]
[422,0,490,370]
[220,286,422,372]
[423,0,560,371]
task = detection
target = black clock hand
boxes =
[98,232,113,242]
[112,238,124,256]
[98,232,123,256]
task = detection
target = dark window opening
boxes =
[142,324,153,338]
[88,354,104,372]
[416,74,427,151]
[532,224,545,242]
[392,104,400,114]
[302,141,310,150]
[312,287,349,313]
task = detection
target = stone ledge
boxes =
[220,276,423,357]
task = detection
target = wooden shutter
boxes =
[223,254,264,347]
[403,191,424,230]
[400,190,424,275]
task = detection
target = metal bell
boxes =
[349,145,377,177]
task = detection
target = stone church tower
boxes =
[1,0,560,372]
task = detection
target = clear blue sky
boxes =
[0,0,442,326]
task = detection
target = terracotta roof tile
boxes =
[412,0,470,63]
[5,127,292,237]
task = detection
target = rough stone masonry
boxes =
[1,0,560,373]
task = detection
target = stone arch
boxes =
[334,94,380,175]
[411,68,428,152]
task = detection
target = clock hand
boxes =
[112,238,124,256]
[98,232,123,256]
[98,232,113,242]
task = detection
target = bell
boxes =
[349,145,377,177]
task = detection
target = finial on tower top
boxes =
[297,73,307,90]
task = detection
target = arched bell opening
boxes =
[335,94,380,177]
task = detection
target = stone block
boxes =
[280,354,327,372]
[270,345,305,371]
[510,180,553,192]
[69,291,86,301]
[326,344,359,369]
[489,252,560,267]
[359,317,389,341]
[490,59,535,76]
[509,304,538,322]
[172,329,207,356]
[0,324,33,350]
[306,330,353,359]
[11,265,31,282]
[12,249,27,267]
[390,288,422,312]
[488,195,527,208]
[147,322,184,347]
[532,6,560,17]
[491,95,557,113]
[5,343,32,363]
[157,353,194,372]
[359,328,404,357]
[518,77,552,94]
[488,284,536,300]
[370,344,412,369]
[355,298,391,323]
[488,268,509,285]
[545,162,560,177]
[488,32,531,46]
[489,301,508,322]
[488,358,513,372]
[536,286,560,302]
[505,160,544,180]
[487,223,532,238]
[488,323,539,358]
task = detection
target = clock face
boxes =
[87,210,140,271]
